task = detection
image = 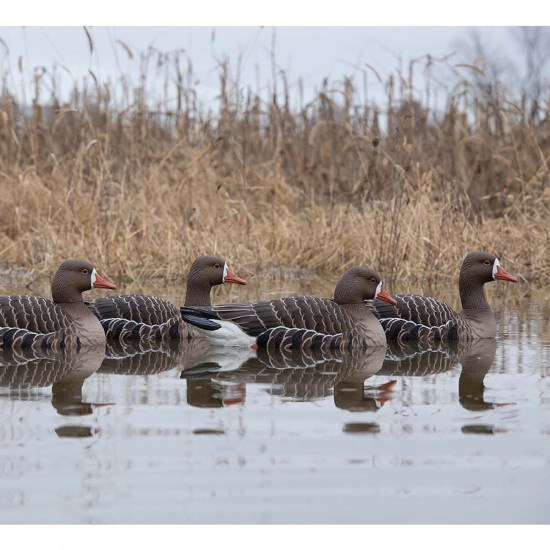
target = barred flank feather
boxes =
[88,294,188,342]
[371,293,483,341]
[0,295,80,351]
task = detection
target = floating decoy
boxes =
[0,259,116,351]
[369,251,517,341]
[87,255,245,342]
[181,266,396,350]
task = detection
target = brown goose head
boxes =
[459,251,517,309]
[184,255,246,307]
[333,266,396,306]
[51,259,116,304]
[460,252,517,285]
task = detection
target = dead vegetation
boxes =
[0,46,549,293]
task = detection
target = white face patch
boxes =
[492,258,500,280]
[222,263,228,284]
[375,281,382,298]
[91,268,97,288]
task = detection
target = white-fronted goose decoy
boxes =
[0,259,116,351]
[86,255,246,342]
[369,251,517,342]
[181,266,397,350]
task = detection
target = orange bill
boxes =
[377,286,397,306]
[93,272,117,290]
[495,265,517,283]
[224,267,246,285]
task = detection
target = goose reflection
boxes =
[180,345,389,409]
[380,337,511,425]
[380,339,462,377]
[98,337,210,376]
[458,338,513,414]
[0,345,105,438]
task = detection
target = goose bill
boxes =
[376,287,397,306]
[494,265,517,283]
[93,272,117,290]
[223,266,246,285]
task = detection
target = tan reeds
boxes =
[0,48,549,293]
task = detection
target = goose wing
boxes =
[0,295,77,350]
[368,294,460,342]
[0,295,72,334]
[87,295,183,341]
[370,294,459,326]
[183,296,351,336]
[87,295,179,325]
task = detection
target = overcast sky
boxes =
[1,1,548,110]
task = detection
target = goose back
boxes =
[87,295,184,341]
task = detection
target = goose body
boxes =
[0,259,116,351]
[87,255,246,342]
[181,266,396,350]
[369,252,517,342]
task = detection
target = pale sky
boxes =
[1,1,548,110]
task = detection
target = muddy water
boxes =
[0,278,549,524]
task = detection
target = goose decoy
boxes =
[369,251,517,341]
[181,266,397,350]
[0,259,116,351]
[86,255,246,342]
[180,345,387,405]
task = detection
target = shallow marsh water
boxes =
[0,277,549,524]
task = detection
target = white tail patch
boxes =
[196,320,256,348]
[195,346,256,371]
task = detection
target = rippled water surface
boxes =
[1,279,549,524]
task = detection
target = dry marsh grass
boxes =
[0,48,549,294]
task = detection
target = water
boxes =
[0,281,549,524]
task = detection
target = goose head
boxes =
[460,252,517,285]
[185,255,246,307]
[333,266,396,306]
[51,259,116,303]
[188,255,246,287]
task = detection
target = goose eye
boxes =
[214,263,220,269]
[82,268,89,274]
[370,277,377,283]
[483,260,491,266]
